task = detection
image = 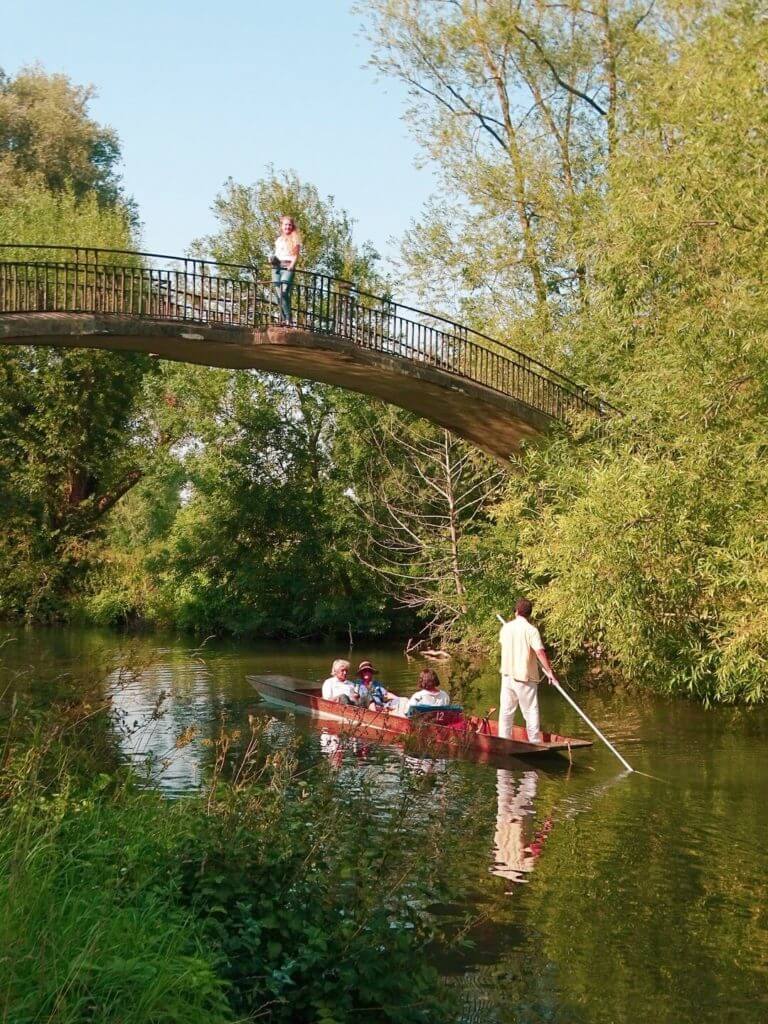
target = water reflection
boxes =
[319,728,343,766]
[318,724,449,784]
[319,727,374,768]
[4,626,768,1024]
[109,659,223,791]
[492,770,551,889]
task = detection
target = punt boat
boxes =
[248,674,593,762]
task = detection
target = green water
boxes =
[1,625,766,1024]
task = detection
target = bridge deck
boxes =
[0,245,612,461]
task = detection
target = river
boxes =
[1,625,766,1024]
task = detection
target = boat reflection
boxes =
[319,720,448,774]
[492,769,551,889]
[403,754,448,776]
[319,723,374,760]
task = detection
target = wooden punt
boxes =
[248,675,593,761]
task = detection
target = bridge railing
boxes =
[0,245,613,422]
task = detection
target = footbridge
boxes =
[0,245,612,461]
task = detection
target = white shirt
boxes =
[322,676,348,701]
[321,677,368,703]
[408,688,450,709]
[499,615,543,683]
[274,233,300,262]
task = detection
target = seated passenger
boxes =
[321,659,369,706]
[408,669,451,710]
[356,660,400,711]
[322,659,352,701]
[346,677,370,707]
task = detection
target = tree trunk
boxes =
[599,0,619,157]
[442,431,468,616]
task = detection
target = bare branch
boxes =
[514,25,608,116]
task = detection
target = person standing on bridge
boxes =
[271,215,302,324]
[498,598,559,743]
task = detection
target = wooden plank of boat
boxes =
[247,675,593,760]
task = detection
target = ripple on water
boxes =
[2,628,767,1024]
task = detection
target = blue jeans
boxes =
[271,267,294,323]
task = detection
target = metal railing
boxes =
[0,244,613,423]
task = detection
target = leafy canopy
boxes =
[0,65,127,209]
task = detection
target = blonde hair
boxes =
[331,659,350,675]
[276,216,302,257]
[280,215,301,237]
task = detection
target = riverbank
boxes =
[2,626,767,1024]
[1,674,483,1024]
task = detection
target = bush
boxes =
[0,694,481,1023]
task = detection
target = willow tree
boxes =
[357,0,670,359]
[468,1,768,703]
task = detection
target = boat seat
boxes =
[406,704,465,726]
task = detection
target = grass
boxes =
[0,685,487,1024]
[1,795,232,1024]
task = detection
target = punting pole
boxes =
[495,613,634,774]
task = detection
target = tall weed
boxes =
[0,687,483,1023]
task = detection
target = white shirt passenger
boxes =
[321,677,368,704]
[321,676,341,700]
[499,615,543,683]
[408,688,451,709]
[321,676,352,701]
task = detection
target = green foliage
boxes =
[82,368,395,637]
[0,808,233,1024]
[0,180,135,253]
[0,65,127,207]
[0,687,481,1023]
[358,0,660,344]
[0,681,232,1023]
[0,68,148,621]
[0,342,153,620]
[169,735,459,1022]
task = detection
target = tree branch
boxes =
[96,469,144,516]
[514,25,608,116]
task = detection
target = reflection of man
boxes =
[319,729,343,768]
[498,598,559,743]
[493,770,539,885]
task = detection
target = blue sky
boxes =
[2,0,435,261]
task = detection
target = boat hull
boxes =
[248,675,592,761]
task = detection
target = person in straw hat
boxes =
[355,660,402,712]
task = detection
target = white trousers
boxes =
[499,676,541,743]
